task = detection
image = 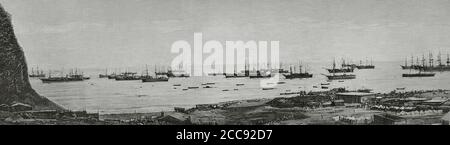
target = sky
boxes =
[2,0,450,69]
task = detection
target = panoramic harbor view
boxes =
[2,0,450,126]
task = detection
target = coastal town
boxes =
[1,87,450,125]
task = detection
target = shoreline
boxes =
[2,88,449,125]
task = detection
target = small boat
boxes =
[396,87,406,90]
[321,83,330,85]
[182,89,189,91]
[338,80,345,82]
[322,86,329,89]
[277,82,286,84]
[206,83,216,85]
[262,88,275,90]
[203,86,213,88]
[313,86,318,88]
[236,84,245,86]
[222,89,230,91]
[188,87,199,89]
[173,84,182,86]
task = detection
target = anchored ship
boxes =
[99,68,108,78]
[323,59,356,80]
[402,55,436,77]
[225,63,250,78]
[115,72,141,81]
[283,62,313,79]
[249,70,272,79]
[401,52,450,72]
[401,55,422,70]
[323,73,356,80]
[142,65,169,83]
[402,73,435,77]
[355,58,375,69]
[29,66,46,78]
[326,59,354,73]
[41,69,89,83]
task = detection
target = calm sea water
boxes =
[29,61,450,114]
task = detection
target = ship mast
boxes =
[416,56,420,66]
[429,52,434,67]
[405,57,408,67]
[447,53,450,66]
[366,57,369,66]
[146,65,149,77]
[299,60,302,74]
[422,54,426,67]
[437,51,442,66]
[289,65,293,75]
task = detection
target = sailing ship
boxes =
[401,55,421,70]
[142,65,169,83]
[401,52,450,72]
[249,70,272,79]
[355,58,375,69]
[402,73,435,77]
[323,59,356,80]
[342,59,357,69]
[29,66,46,78]
[41,69,89,83]
[108,73,117,79]
[225,63,250,78]
[115,72,141,81]
[167,64,190,78]
[283,62,313,79]
[402,55,436,77]
[326,59,354,73]
[420,52,450,72]
[323,73,356,80]
[99,68,109,78]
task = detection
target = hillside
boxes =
[0,3,63,110]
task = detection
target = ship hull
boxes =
[420,66,450,72]
[325,75,356,80]
[283,73,313,79]
[356,65,375,69]
[327,68,354,73]
[29,74,46,78]
[40,78,85,83]
[402,73,435,77]
[142,78,169,82]
[115,76,141,81]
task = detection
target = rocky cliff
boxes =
[0,4,63,110]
